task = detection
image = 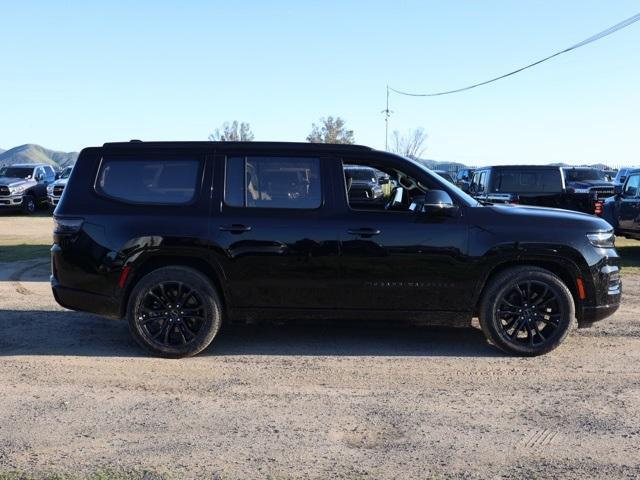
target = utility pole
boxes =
[381,85,393,150]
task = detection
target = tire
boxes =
[479,266,575,356]
[22,195,36,214]
[127,266,223,358]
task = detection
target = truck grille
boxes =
[591,187,615,200]
[0,186,9,196]
[53,185,65,196]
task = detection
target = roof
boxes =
[476,165,561,170]
[103,140,375,153]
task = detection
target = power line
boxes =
[389,12,640,97]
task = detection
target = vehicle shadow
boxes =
[0,309,500,358]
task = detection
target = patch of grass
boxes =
[0,244,51,263]
[616,236,640,274]
[0,468,168,480]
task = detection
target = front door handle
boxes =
[219,224,252,233]
[347,228,381,237]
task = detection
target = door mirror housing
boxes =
[419,190,459,217]
[614,184,623,197]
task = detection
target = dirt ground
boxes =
[1,217,640,479]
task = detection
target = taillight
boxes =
[594,201,603,215]
[53,216,84,234]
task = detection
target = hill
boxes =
[0,144,78,168]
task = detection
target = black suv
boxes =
[468,166,614,214]
[0,163,56,213]
[52,142,621,358]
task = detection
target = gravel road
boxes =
[1,259,639,479]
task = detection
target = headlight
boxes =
[9,185,25,195]
[587,231,615,248]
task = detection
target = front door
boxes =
[335,158,470,313]
[210,153,340,310]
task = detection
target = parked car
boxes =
[467,165,614,215]
[52,141,621,358]
[344,164,385,206]
[602,169,640,238]
[0,163,56,213]
[434,170,455,183]
[47,165,74,210]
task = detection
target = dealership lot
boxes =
[1,215,640,479]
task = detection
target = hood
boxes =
[487,204,612,232]
[0,177,32,188]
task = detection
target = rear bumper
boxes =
[51,276,121,320]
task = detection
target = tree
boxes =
[306,116,355,144]
[390,128,428,159]
[209,121,254,142]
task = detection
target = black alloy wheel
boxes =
[479,266,574,356]
[494,280,561,347]
[128,266,222,358]
[135,281,206,348]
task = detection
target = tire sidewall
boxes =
[127,267,222,358]
[480,268,575,356]
[23,195,36,214]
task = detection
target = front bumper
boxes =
[48,195,61,206]
[0,195,23,207]
[578,258,621,326]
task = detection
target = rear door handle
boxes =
[219,224,252,233]
[347,228,381,237]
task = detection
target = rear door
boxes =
[210,152,341,310]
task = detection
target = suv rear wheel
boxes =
[127,266,222,358]
[479,266,575,356]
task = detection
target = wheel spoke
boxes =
[532,321,546,341]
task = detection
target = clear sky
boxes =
[1,1,638,166]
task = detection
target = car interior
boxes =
[342,162,437,212]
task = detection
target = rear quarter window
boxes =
[493,170,561,193]
[95,156,201,205]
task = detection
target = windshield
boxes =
[402,156,480,207]
[563,168,606,182]
[0,166,33,179]
[60,167,73,179]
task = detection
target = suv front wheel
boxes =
[127,266,223,358]
[479,266,575,356]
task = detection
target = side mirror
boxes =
[35,173,44,181]
[614,184,623,196]
[419,190,459,217]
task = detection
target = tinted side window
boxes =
[494,170,561,193]
[471,171,486,193]
[225,156,321,209]
[624,175,640,197]
[96,157,201,204]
